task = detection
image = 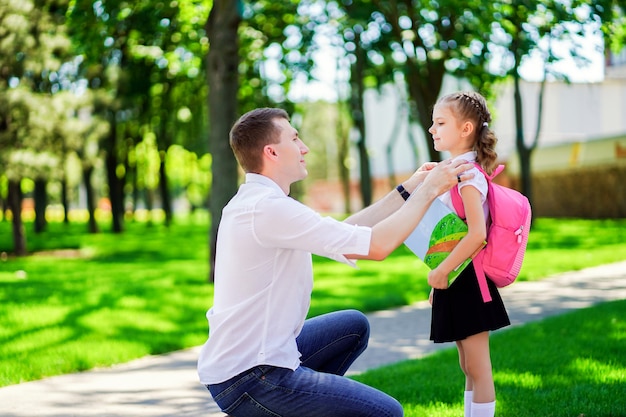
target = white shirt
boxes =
[438,151,489,219]
[197,173,372,384]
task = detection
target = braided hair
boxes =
[437,91,498,174]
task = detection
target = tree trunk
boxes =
[61,177,69,224]
[83,165,99,234]
[33,178,47,234]
[8,179,27,256]
[336,102,351,214]
[513,67,533,205]
[130,161,139,217]
[206,0,241,282]
[404,59,446,162]
[105,119,124,233]
[158,84,173,227]
[350,32,372,208]
[0,193,6,221]
[385,93,407,188]
[159,156,172,227]
[145,187,155,226]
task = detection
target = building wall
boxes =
[492,79,626,168]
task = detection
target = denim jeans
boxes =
[207,309,403,417]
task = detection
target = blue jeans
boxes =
[207,309,403,417]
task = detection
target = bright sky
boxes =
[516,22,605,83]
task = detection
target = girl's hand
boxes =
[428,288,434,305]
[428,268,449,290]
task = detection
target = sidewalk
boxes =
[1,261,625,417]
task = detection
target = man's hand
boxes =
[402,162,439,192]
[418,162,438,172]
[421,158,474,198]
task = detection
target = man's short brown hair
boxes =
[229,108,290,173]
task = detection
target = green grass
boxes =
[0,216,625,393]
[0,217,212,386]
[353,299,626,416]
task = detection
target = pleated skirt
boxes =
[430,262,511,343]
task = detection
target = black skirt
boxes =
[430,262,511,343]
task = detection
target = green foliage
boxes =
[66,0,211,146]
[0,0,78,180]
[353,299,626,416]
[592,0,626,54]
[237,0,318,110]
[165,144,212,207]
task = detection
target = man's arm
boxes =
[345,159,473,261]
[344,162,437,227]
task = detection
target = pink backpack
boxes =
[451,164,531,302]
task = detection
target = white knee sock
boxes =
[471,401,496,417]
[464,391,473,417]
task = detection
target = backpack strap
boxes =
[449,163,505,303]
[473,252,492,303]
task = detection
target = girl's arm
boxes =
[427,185,487,289]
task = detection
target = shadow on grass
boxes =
[0,221,212,386]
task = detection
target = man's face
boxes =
[271,117,310,183]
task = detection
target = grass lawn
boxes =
[0,216,213,386]
[353,299,626,416]
[0,215,625,405]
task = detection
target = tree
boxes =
[205,0,319,280]
[68,0,138,232]
[594,0,626,54]
[492,0,626,206]
[322,0,622,215]
[308,0,499,211]
[0,0,74,253]
[67,0,211,231]
[349,28,373,206]
[336,0,497,165]
[206,0,241,282]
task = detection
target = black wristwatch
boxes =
[396,184,410,201]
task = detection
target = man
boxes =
[198,107,472,417]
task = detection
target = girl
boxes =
[427,91,510,417]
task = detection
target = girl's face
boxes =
[429,103,472,155]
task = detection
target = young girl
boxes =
[427,91,510,417]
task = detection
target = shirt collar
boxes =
[245,173,287,196]
[453,150,477,163]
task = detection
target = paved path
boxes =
[1,261,625,417]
